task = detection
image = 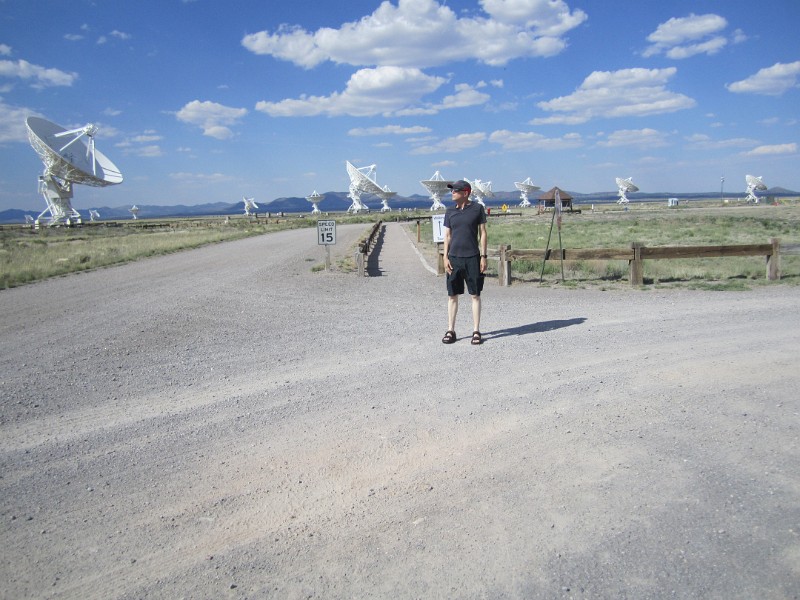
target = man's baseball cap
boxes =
[447,180,471,192]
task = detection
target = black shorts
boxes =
[447,254,484,296]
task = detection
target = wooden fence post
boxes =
[499,244,511,286]
[629,242,644,286]
[767,237,780,281]
[437,243,445,275]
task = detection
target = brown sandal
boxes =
[442,330,456,344]
[471,331,482,345]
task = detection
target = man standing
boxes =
[441,180,488,345]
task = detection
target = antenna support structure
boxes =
[744,175,767,204]
[420,171,449,211]
[306,190,324,214]
[514,177,540,208]
[345,161,396,213]
[25,116,123,227]
[468,178,494,207]
[616,177,639,204]
[243,197,259,216]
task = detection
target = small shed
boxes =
[538,187,573,210]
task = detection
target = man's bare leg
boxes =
[448,295,459,332]
[471,294,481,333]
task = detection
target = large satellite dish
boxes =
[306,190,324,214]
[129,205,139,219]
[420,171,449,211]
[26,116,123,227]
[615,176,639,204]
[243,196,258,216]
[468,178,493,207]
[345,161,395,213]
[515,177,540,208]
[744,174,767,203]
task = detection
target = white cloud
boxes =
[488,129,583,151]
[169,172,235,183]
[348,125,432,136]
[110,30,132,40]
[533,67,695,124]
[727,61,800,96]
[684,134,759,149]
[643,13,728,58]
[0,44,11,56]
[64,34,84,42]
[242,0,587,69]
[410,132,487,154]
[0,59,78,88]
[103,107,122,116]
[255,66,445,117]
[744,143,797,156]
[176,100,247,139]
[0,100,43,142]
[596,128,669,148]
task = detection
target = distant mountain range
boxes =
[2,187,797,224]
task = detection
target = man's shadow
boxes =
[485,317,586,340]
[366,227,386,276]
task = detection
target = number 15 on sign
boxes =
[317,220,336,270]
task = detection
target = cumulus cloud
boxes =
[395,82,490,116]
[0,44,11,56]
[242,0,587,69]
[0,59,78,88]
[176,100,247,139]
[643,13,729,58]
[410,132,487,154]
[169,172,235,183]
[0,100,43,143]
[596,128,668,148]
[532,67,696,124]
[744,143,797,156]
[726,61,800,96]
[255,66,445,117]
[488,129,583,151]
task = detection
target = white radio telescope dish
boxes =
[515,177,540,208]
[306,190,324,214]
[89,209,100,222]
[346,161,393,213]
[615,176,639,204]
[129,205,139,219]
[243,196,258,216]
[744,175,767,203]
[468,178,494,207]
[420,171,449,211]
[26,116,123,227]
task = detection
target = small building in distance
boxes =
[538,187,574,211]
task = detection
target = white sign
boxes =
[431,214,445,243]
[317,220,336,245]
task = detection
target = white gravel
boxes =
[1,222,799,599]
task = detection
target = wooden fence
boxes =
[355,221,383,277]
[438,238,788,286]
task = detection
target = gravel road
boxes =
[1,222,799,599]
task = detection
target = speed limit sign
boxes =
[317,220,336,245]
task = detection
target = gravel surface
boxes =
[1,222,799,599]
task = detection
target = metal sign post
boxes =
[317,220,336,270]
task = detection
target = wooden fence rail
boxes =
[355,221,383,277]
[439,238,783,286]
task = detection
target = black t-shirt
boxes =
[444,201,486,257]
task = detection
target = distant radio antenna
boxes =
[243,196,258,216]
[420,171,449,211]
[744,174,767,204]
[306,190,324,214]
[25,116,123,227]
[89,209,100,221]
[468,178,494,207]
[129,205,139,219]
[515,177,540,208]
[615,176,639,204]
[346,161,394,213]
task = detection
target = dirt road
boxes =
[1,222,798,599]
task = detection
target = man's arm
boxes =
[443,227,452,274]
[479,222,488,273]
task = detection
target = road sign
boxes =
[317,220,336,245]
[431,214,445,243]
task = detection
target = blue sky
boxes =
[1,0,798,212]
